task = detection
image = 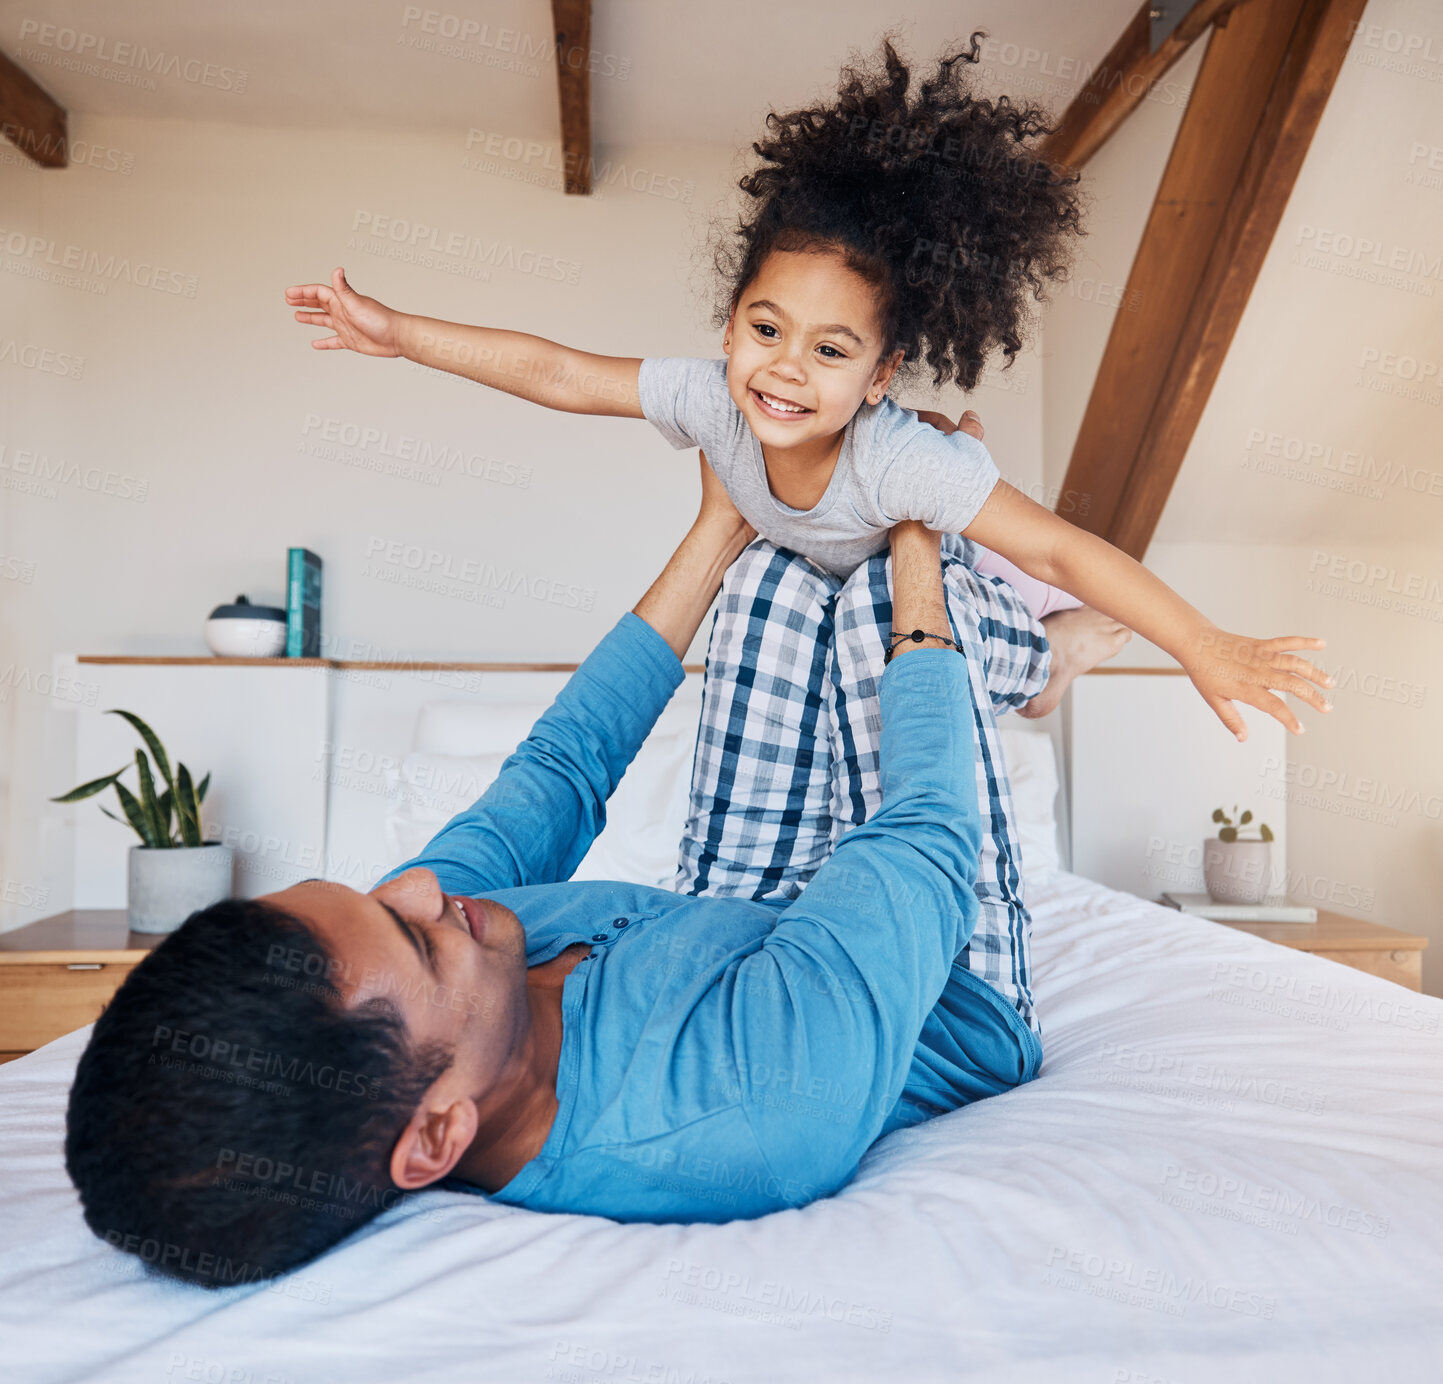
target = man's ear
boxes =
[866,349,904,405]
[389,1096,478,1191]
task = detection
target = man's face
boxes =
[265,870,530,1095]
[724,248,900,453]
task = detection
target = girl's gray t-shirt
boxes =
[638,356,1000,578]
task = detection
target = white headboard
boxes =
[1067,674,1288,899]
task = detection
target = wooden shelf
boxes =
[1211,908,1426,992]
[77,656,708,673]
[0,908,164,959]
[0,910,163,1055]
[78,656,332,667]
[1218,911,1426,953]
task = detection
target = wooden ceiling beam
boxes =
[1039,0,1248,172]
[1107,0,1370,555]
[550,0,592,195]
[1058,0,1368,559]
[0,47,67,168]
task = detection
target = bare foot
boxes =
[1017,606,1132,718]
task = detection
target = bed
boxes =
[2,719,1440,1383]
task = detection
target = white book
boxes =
[1160,892,1318,923]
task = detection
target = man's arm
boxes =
[719,523,983,1194]
[375,457,754,896]
[633,453,754,659]
[286,267,644,416]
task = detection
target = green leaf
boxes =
[1219,826,1238,843]
[175,763,204,848]
[98,806,126,827]
[196,772,211,804]
[156,787,175,843]
[114,780,159,848]
[1239,810,1253,825]
[135,750,169,848]
[1210,808,1226,824]
[50,766,126,803]
[107,710,176,796]
[1259,823,1274,843]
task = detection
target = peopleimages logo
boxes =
[0,339,84,377]
[299,414,531,487]
[1243,428,1443,497]
[0,228,198,296]
[349,211,580,284]
[15,19,248,91]
[363,537,596,612]
[1043,1246,1276,1319]
[1258,754,1442,821]
[1305,551,1443,621]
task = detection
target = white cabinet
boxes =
[57,658,332,905]
[1068,673,1289,899]
[52,656,704,909]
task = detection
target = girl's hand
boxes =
[697,449,756,543]
[1182,629,1333,740]
[286,268,403,357]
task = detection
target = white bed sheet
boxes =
[2,872,1440,1384]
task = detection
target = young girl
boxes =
[286,36,1331,740]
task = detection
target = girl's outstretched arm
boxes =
[962,482,1334,742]
[285,267,645,417]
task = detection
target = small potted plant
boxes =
[52,711,233,934]
[1203,805,1274,905]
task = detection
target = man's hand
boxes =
[697,449,756,544]
[286,268,403,357]
[915,408,984,442]
[631,453,755,661]
[1181,628,1333,740]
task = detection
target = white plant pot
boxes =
[205,617,287,658]
[127,844,234,934]
[1202,839,1272,905]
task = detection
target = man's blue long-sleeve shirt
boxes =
[377,612,1039,1222]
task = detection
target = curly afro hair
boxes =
[715,33,1086,392]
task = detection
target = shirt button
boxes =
[591,933,609,943]
[612,917,629,928]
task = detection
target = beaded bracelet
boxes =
[883,628,961,664]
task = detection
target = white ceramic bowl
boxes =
[205,617,288,658]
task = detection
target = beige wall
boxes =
[1041,5,1443,993]
[0,115,1043,931]
[6,2,1434,998]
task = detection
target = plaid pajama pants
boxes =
[674,536,1051,1037]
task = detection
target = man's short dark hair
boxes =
[65,896,453,1288]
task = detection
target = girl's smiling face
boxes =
[724,248,902,455]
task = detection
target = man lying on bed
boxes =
[66,451,1102,1289]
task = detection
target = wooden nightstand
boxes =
[0,911,163,1063]
[1213,909,1428,992]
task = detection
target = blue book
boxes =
[286,548,323,658]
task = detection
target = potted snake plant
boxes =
[52,710,233,933]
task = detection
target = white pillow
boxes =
[413,701,547,756]
[386,696,701,888]
[388,692,1053,890]
[569,725,695,887]
[384,751,507,862]
[996,726,1062,883]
